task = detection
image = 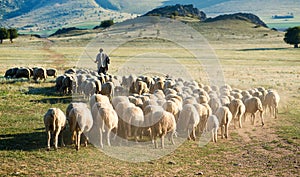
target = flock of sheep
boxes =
[4,67,57,81]
[43,68,280,151]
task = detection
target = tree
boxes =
[7,28,18,43]
[284,26,300,48]
[0,27,8,44]
[100,20,114,28]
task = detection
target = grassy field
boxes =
[0,19,299,176]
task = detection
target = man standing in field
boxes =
[95,48,110,75]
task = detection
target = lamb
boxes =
[68,106,93,150]
[150,110,176,148]
[215,106,232,139]
[91,102,118,148]
[244,97,264,126]
[46,68,57,78]
[226,99,246,128]
[43,108,67,150]
[177,104,200,141]
[263,90,280,119]
[205,115,219,143]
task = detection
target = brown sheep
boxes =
[135,80,149,95]
[43,108,66,151]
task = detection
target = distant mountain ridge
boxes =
[205,13,268,28]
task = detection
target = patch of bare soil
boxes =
[222,114,299,176]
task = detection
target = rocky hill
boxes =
[205,13,268,28]
[144,4,206,21]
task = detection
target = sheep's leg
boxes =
[275,107,278,119]
[60,131,65,147]
[99,128,103,148]
[169,131,175,145]
[187,128,191,140]
[54,127,61,150]
[134,127,139,143]
[214,128,218,143]
[47,130,51,151]
[251,113,255,125]
[154,136,158,149]
[161,135,165,149]
[107,129,111,146]
[225,124,229,139]
[221,125,225,139]
[238,114,243,128]
[83,134,88,147]
[76,131,81,151]
[260,111,264,126]
[192,128,196,141]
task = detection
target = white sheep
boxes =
[244,97,264,126]
[263,90,280,119]
[43,108,66,150]
[177,104,200,141]
[215,106,232,139]
[226,99,246,129]
[91,102,118,148]
[162,100,180,122]
[150,110,176,148]
[122,105,144,142]
[205,115,219,143]
[193,103,209,134]
[68,106,93,150]
[89,94,111,110]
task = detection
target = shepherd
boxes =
[95,48,110,75]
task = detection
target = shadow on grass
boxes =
[26,86,83,104]
[237,47,287,51]
[0,131,46,151]
[0,129,73,151]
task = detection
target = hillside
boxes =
[1,0,299,35]
[144,4,206,21]
[0,0,135,37]
[205,13,267,28]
